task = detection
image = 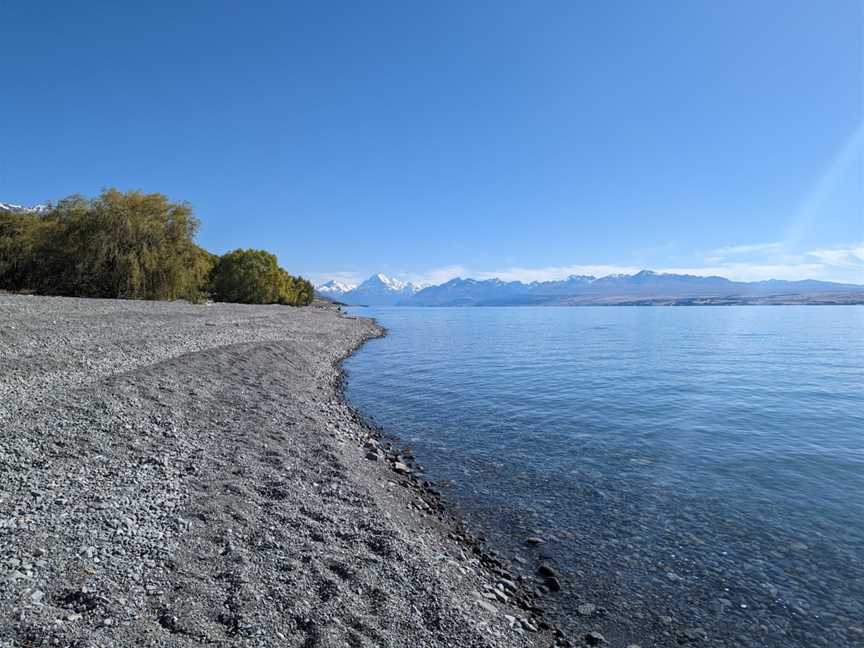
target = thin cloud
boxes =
[473,265,641,283]
[711,242,784,257]
[806,243,864,269]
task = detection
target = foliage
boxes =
[0,189,311,306]
[210,249,313,306]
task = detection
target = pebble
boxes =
[393,462,411,475]
[476,600,497,614]
[498,578,516,591]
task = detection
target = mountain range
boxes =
[317,271,864,306]
[0,202,48,214]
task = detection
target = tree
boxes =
[0,190,312,307]
[210,249,314,306]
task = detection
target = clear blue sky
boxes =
[2,1,862,284]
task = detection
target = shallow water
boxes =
[343,306,864,647]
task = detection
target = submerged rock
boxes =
[537,564,557,578]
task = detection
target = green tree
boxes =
[0,190,311,307]
[211,249,283,304]
[210,249,314,306]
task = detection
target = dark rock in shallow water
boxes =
[525,537,545,545]
[584,630,606,645]
[544,577,561,592]
[537,563,557,578]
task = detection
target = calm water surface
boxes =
[343,306,864,647]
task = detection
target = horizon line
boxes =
[317,268,864,290]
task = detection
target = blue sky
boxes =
[2,1,862,285]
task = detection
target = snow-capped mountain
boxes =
[0,202,49,214]
[315,273,424,305]
[316,270,864,306]
[315,280,357,299]
[402,270,864,306]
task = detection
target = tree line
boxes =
[0,189,314,306]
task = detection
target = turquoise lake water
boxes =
[343,306,864,647]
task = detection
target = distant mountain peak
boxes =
[366,273,407,291]
[315,280,356,295]
[0,201,49,214]
[315,272,424,305]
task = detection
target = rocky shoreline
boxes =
[0,295,570,647]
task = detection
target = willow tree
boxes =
[210,249,314,306]
[1,189,311,306]
[0,189,209,300]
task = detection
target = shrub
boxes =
[210,249,313,306]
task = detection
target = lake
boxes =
[343,306,864,647]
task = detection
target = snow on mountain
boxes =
[315,280,356,297]
[402,271,864,306]
[370,273,407,291]
[316,270,864,306]
[315,273,424,305]
[0,202,49,214]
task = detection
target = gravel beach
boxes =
[0,295,560,648]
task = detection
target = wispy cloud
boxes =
[472,265,641,283]
[710,242,784,257]
[806,243,864,269]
